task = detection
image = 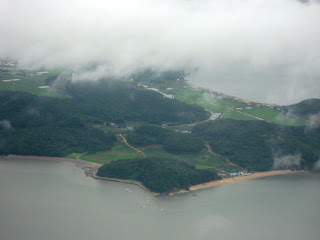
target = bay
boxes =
[1,158,319,240]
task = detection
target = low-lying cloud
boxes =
[273,153,302,169]
[308,113,320,129]
[313,159,320,171]
[0,120,12,130]
[1,0,320,104]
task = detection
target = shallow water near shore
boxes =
[1,158,320,240]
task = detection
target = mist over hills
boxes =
[0,0,320,193]
[282,98,320,119]
[1,0,320,104]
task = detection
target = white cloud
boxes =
[1,0,320,104]
[273,153,302,169]
[0,120,12,130]
[313,159,320,171]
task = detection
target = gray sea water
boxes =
[1,158,319,240]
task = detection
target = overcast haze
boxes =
[1,0,319,104]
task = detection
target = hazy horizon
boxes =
[1,0,320,104]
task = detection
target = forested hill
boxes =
[193,119,320,171]
[0,80,208,156]
[127,125,204,154]
[282,98,320,119]
[97,157,221,193]
[63,80,208,124]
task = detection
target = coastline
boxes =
[0,154,102,168]
[92,173,159,196]
[187,170,306,193]
[0,155,308,196]
[93,169,307,196]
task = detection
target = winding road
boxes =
[204,142,244,169]
[190,110,221,126]
[117,134,147,158]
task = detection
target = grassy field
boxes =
[142,80,309,126]
[202,94,248,108]
[67,141,241,173]
[67,142,138,164]
[195,164,214,169]
[67,153,83,159]
[175,96,255,120]
[168,83,308,125]
[143,145,242,173]
[195,152,242,172]
[241,107,307,126]
[0,70,68,98]
[80,154,136,164]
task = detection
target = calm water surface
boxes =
[1,158,319,240]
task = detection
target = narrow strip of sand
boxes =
[188,170,305,192]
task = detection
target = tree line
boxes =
[127,125,204,154]
[97,157,221,193]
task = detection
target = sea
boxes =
[1,158,319,240]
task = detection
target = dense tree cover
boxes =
[127,125,204,153]
[193,119,320,171]
[0,91,116,156]
[63,80,207,124]
[282,98,320,119]
[0,127,115,157]
[162,132,204,154]
[97,157,221,193]
[0,79,207,156]
[127,125,168,146]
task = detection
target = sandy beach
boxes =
[188,170,305,192]
[1,155,307,195]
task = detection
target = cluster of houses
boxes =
[1,58,51,79]
[138,84,174,99]
[230,171,252,177]
[28,71,49,77]
[110,123,133,131]
[0,58,18,76]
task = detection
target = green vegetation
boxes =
[127,125,204,154]
[0,126,116,157]
[282,98,320,119]
[74,142,138,164]
[0,70,69,98]
[241,107,307,126]
[2,66,319,190]
[195,151,242,173]
[193,119,320,171]
[195,164,214,169]
[81,154,136,164]
[175,96,255,120]
[136,73,309,126]
[97,157,221,193]
[64,80,208,124]
[0,78,208,157]
[178,89,248,108]
[67,152,83,159]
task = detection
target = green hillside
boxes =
[97,157,221,193]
